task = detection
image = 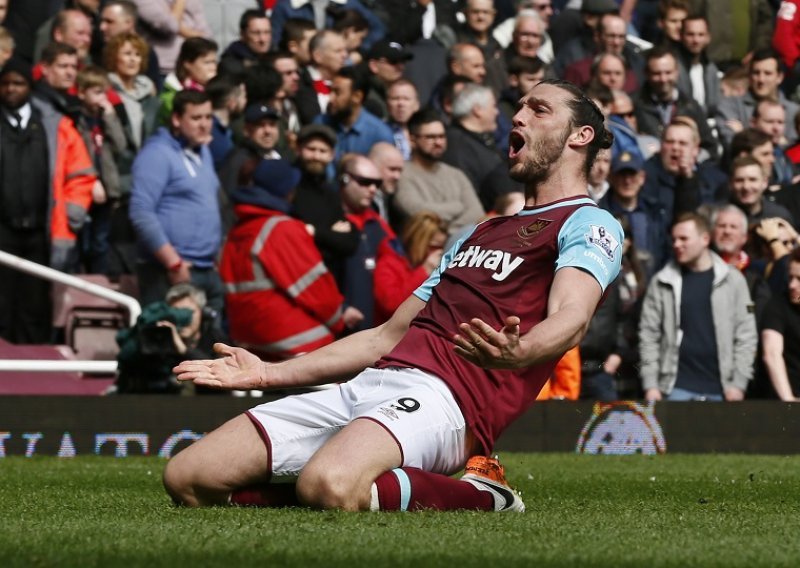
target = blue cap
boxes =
[252,159,301,199]
[611,151,644,174]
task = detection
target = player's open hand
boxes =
[173,343,269,390]
[453,316,528,369]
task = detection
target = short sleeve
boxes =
[555,207,624,292]
[761,295,787,334]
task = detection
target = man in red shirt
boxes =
[165,79,622,513]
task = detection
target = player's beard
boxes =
[510,125,571,184]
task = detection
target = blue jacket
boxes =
[270,0,386,50]
[608,115,645,163]
[599,192,670,274]
[315,107,394,162]
[129,127,222,267]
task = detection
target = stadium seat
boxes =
[52,275,128,361]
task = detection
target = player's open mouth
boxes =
[509,131,525,159]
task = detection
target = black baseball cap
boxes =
[367,41,414,64]
[244,104,280,124]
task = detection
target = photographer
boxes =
[115,283,227,394]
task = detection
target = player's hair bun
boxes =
[600,128,614,150]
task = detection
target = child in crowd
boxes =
[74,66,127,274]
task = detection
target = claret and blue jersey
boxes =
[377,196,624,454]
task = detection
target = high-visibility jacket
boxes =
[220,204,345,361]
[536,346,582,401]
[31,97,96,270]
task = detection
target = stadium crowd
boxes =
[1,0,800,401]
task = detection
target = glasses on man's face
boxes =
[615,111,635,119]
[533,3,553,11]
[345,172,383,189]
[415,133,446,141]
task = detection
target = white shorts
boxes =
[246,367,469,479]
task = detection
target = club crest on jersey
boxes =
[517,218,552,239]
[585,225,619,261]
[447,245,524,281]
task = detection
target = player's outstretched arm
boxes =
[453,267,602,369]
[174,294,426,390]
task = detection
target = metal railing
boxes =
[0,249,140,374]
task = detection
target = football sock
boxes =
[230,483,300,507]
[371,467,493,511]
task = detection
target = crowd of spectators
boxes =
[2,0,800,401]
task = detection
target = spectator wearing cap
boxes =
[291,123,360,287]
[218,103,282,196]
[600,151,669,274]
[0,56,95,343]
[363,40,414,121]
[456,0,508,97]
[270,0,386,53]
[220,158,352,362]
[314,65,394,164]
[129,90,224,320]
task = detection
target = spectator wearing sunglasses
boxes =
[608,90,659,164]
[337,153,404,332]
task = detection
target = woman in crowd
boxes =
[158,37,219,125]
[374,211,448,324]
[104,31,160,172]
[103,31,160,274]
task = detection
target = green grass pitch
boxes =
[1,454,799,567]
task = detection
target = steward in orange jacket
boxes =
[32,85,96,270]
[220,160,346,361]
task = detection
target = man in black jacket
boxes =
[290,124,359,285]
[633,46,718,161]
[442,82,520,211]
